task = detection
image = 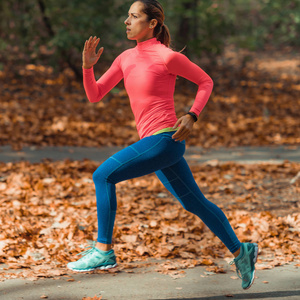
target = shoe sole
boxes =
[244,243,259,290]
[67,263,117,272]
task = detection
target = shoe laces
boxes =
[229,260,242,280]
[77,240,97,258]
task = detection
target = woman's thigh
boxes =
[93,132,185,184]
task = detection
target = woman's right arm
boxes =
[83,36,123,103]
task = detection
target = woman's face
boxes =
[124,1,157,43]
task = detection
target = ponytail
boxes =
[155,23,171,48]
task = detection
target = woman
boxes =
[67,0,258,290]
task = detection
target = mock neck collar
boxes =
[136,37,160,50]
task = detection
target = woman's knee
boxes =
[93,167,102,184]
[92,164,110,184]
[93,159,118,184]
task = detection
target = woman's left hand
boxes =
[172,114,195,142]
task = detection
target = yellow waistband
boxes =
[152,127,178,135]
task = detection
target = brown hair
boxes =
[134,0,171,48]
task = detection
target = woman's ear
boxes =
[149,19,158,29]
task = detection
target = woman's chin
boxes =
[126,35,136,41]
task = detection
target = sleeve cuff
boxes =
[82,66,94,73]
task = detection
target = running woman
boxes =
[67,0,258,290]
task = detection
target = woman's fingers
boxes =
[92,36,99,45]
[83,37,99,55]
[172,118,181,129]
[96,46,104,57]
[84,37,90,51]
[93,38,100,49]
[172,127,189,141]
[87,36,93,47]
[88,36,95,48]
[85,36,101,51]
[172,115,194,141]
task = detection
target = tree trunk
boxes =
[176,1,193,56]
[37,0,82,79]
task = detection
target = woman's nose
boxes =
[124,18,129,25]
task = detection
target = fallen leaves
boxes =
[0,50,299,150]
[0,159,299,281]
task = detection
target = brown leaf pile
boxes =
[0,159,299,280]
[0,48,299,150]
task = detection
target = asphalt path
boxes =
[0,145,299,164]
[0,262,299,300]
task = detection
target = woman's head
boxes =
[124,0,171,47]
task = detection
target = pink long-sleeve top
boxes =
[83,37,213,139]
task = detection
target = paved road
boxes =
[0,145,299,164]
[0,262,299,300]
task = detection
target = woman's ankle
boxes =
[233,247,241,258]
[96,242,112,251]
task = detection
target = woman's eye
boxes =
[128,15,137,19]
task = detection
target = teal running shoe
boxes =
[67,241,117,272]
[230,243,259,289]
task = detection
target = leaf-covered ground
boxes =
[0,48,299,150]
[0,159,299,281]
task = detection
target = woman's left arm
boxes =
[164,51,214,141]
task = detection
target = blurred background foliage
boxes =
[0,0,299,78]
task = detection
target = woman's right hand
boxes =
[82,36,104,69]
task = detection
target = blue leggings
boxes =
[93,131,241,254]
